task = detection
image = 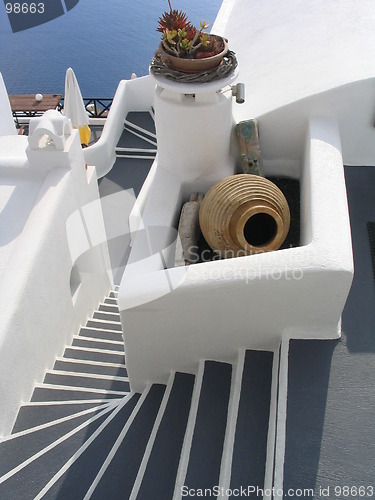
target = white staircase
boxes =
[115,111,157,161]
[0,287,277,499]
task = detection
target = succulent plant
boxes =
[157,0,191,33]
[158,2,211,58]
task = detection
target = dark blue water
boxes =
[0,0,222,97]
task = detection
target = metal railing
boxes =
[12,97,114,122]
[75,97,113,118]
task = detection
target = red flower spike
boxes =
[157,9,191,33]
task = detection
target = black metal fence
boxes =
[13,97,113,122]
[74,98,113,118]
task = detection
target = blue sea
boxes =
[0,0,223,97]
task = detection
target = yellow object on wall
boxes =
[76,124,91,146]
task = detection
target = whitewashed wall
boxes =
[0,73,16,136]
[213,0,375,115]
[0,128,112,436]
[119,115,353,392]
[212,0,375,167]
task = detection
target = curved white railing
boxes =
[83,75,155,179]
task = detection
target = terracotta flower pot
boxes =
[158,36,228,73]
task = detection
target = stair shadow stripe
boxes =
[184,361,233,491]
[43,372,130,392]
[229,350,274,496]
[54,359,127,378]
[0,411,111,499]
[34,393,140,500]
[136,372,196,500]
[12,401,115,434]
[0,403,116,483]
[6,402,113,442]
[85,384,166,499]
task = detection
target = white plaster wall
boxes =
[154,87,236,194]
[0,135,29,168]
[0,130,112,436]
[129,82,240,242]
[0,167,45,273]
[119,116,353,392]
[0,73,16,136]
[212,0,375,167]
[213,0,375,117]
[257,78,375,174]
[83,75,155,178]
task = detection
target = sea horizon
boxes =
[0,0,223,98]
